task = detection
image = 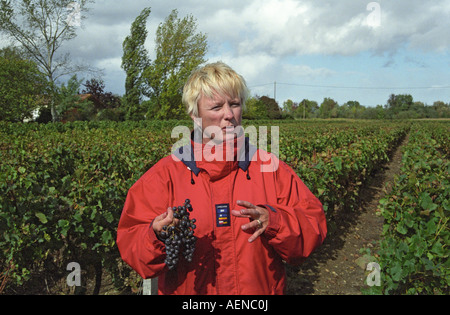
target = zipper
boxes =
[230,166,240,294]
[207,175,219,294]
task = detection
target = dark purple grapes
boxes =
[161,199,197,270]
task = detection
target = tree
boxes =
[0,45,24,59]
[82,78,123,121]
[374,105,386,120]
[319,98,338,119]
[82,78,121,110]
[0,51,48,122]
[341,100,365,119]
[0,0,94,121]
[432,101,450,118]
[296,99,319,119]
[121,7,151,120]
[56,75,94,122]
[260,96,282,119]
[282,99,297,118]
[243,96,268,119]
[142,9,207,119]
[386,94,414,118]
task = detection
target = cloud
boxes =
[405,2,450,52]
[208,52,277,81]
[199,0,450,58]
[281,64,335,79]
[63,0,450,72]
[3,0,447,106]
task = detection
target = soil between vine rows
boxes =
[285,134,409,295]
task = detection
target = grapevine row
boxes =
[0,120,429,293]
[278,121,410,217]
[367,122,449,294]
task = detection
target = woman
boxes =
[117,62,327,295]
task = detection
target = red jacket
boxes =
[117,136,327,295]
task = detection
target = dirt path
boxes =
[286,134,409,295]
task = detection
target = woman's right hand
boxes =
[153,207,176,237]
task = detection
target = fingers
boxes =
[240,219,262,231]
[232,201,270,243]
[232,201,268,221]
[232,200,258,218]
[248,229,264,243]
[241,219,265,243]
[236,200,257,209]
[161,207,174,225]
[231,209,253,218]
[153,207,174,234]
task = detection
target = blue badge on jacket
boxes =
[215,204,230,227]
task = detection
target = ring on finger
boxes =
[256,219,263,229]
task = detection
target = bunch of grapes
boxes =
[160,199,197,270]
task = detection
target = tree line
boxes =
[279,95,450,120]
[1,1,449,123]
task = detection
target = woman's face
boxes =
[193,92,242,144]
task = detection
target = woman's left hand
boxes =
[232,200,269,243]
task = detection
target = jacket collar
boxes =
[173,131,257,179]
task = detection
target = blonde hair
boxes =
[182,62,250,117]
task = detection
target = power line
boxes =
[249,82,450,90]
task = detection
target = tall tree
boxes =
[0,0,93,121]
[282,99,298,115]
[319,97,338,119]
[121,7,151,120]
[387,94,414,115]
[142,9,207,119]
[297,99,319,119]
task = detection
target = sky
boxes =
[5,0,450,107]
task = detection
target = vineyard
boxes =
[0,119,448,294]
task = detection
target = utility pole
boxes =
[274,81,276,101]
[303,99,306,119]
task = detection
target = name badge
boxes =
[215,204,230,227]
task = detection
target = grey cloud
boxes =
[66,0,450,69]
